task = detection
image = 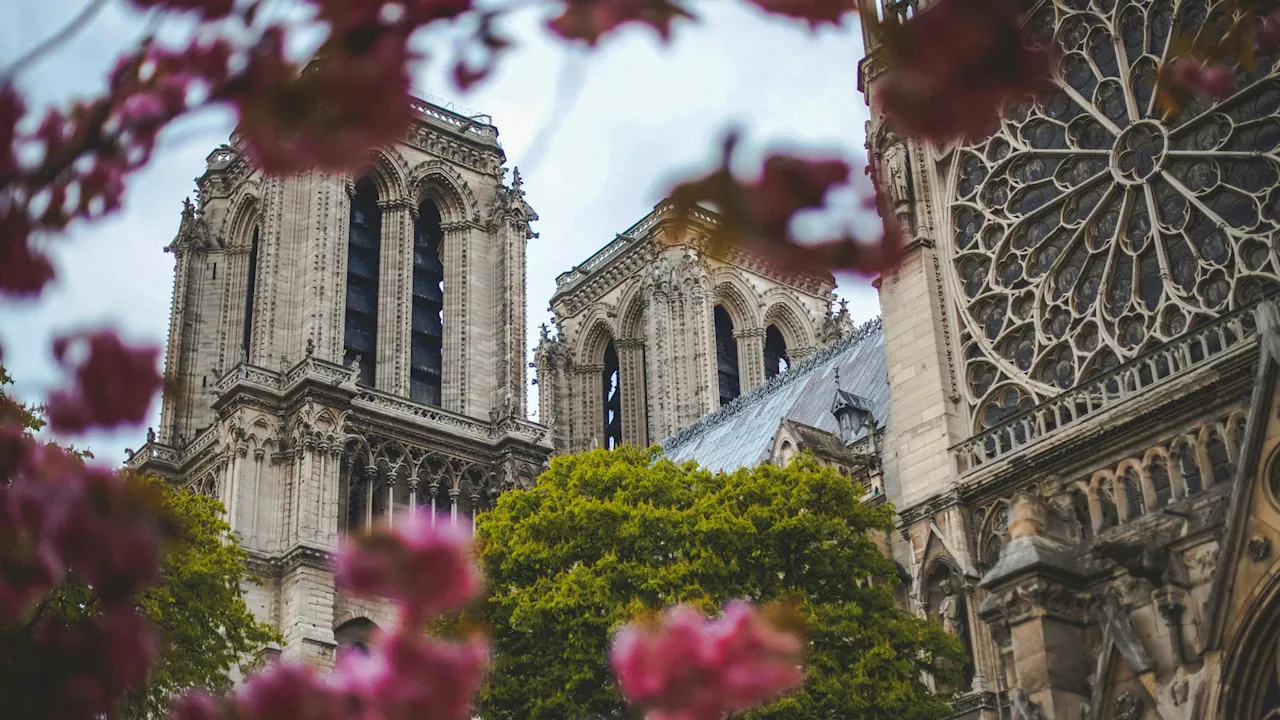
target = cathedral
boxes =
[128,0,1280,713]
[128,99,552,666]
[850,0,1280,715]
[538,0,1280,715]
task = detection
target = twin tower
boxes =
[129,99,840,665]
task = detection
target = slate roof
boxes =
[661,318,889,473]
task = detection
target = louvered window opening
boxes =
[241,227,260,360]
[764,324,789,379]
[715,305,740,406]
[411,201,445,405]
[344,179,381,387]
[603,341,622,449]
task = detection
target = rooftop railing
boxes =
[952,300,1264,474]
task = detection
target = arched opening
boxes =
[602,340,622,450]
[925,563,973,692]
[764,324,790,379]
[1122,467,1145,520]
[241,226,260,360]
[714,305,740,406]
[335,618,378,662]
[1209,434,1233,485]
[1179,447,1203,495]
[1070,489,1092,541]
[779,440,794,465]
[344,179,381,387]
[1150,457,1172,507]
[411,199,445,406]
[1098,478,1119,530]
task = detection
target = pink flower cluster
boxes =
[334,511,481,623]
[45,330,163,434]
[170,510,489,720]
[1169,57,1234,100]
[670,133,904,278]
[0,421,166,719]
[609,601,805,720]
[1,437,164,621]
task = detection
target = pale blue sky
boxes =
[0,0,880,463]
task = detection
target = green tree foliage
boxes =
[0,367,279,718]
[471,446,966,720]
[125,473,281,717]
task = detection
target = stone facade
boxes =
[128,98,552,667]
[856,0,1280,716]
[535,199,854,452]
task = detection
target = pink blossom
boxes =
[875,0,1056,143]
[0,84,22,177]
[0,216,55,297]
[46,330,163,434]
[1256,9,1280,50]
[610,601,804,720]
[1170,57,1234,100]
[334,510,482,622]
[169,692,225,720]
[236,663,343,720]
[126,0,235,19]
[29,606,159,719]
[233,29,416,174]
[333,628,489,720]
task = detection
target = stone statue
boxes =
[146,426,156,444]
[881,136,912,210]
[938,578,965,638]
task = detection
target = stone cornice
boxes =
[243,544,334,579]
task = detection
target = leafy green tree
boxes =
[124,473,281,717]
[471,446,965,720]
[0,367,279,718]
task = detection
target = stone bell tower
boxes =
[129,97,552,666]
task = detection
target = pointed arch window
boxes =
[241,227,260,360]
[411,200,445,405]
[714,305,740,406]
[764,324,789,379]
[344,179,381,387]
[603,341,622,449]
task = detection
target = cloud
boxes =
[0,0,878,462]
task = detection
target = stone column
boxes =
[575,364,604,450]
[441,221,471,415]
[377,199,415,395]
[978,491,1092,719]
[647,283,677,440]
[736,328,766,392]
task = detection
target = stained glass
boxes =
[951,0,1280,429]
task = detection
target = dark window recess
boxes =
[410,200,445,405]
[764,324,789,379]
[715,305,740,406]
[603,340,622,449]
[1150,459,1172,507]
[344,179,381,387]
[1208,436,1232,484]
[212,263,217,280]
[201,376,206,389]
[1071,490,1092,540]
[241,228,260,359]
[1180,450,1203,495]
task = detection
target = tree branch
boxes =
[0,0,114,85]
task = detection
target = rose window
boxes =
[949,0,1280,430]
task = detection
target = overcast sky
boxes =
[0,0,881,464]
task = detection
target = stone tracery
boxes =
[950,0,1280,429]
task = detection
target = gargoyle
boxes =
[1091,540,1173,588]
